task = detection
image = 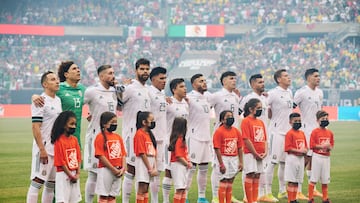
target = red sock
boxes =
[144,193,148,203]
[244,177,254,203]
[252,178,259,202]
[136,194,144,203]
[174,192,182,203]
[226,182,233,203]
[218,182,227,203]
[308,183,315,200]
[322,184,328,201]
[181,192,187,203]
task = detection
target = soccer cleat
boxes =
[197,197,210,203]
[211,197,219,203]
[313,189,323,198]
[296,192,309,200]
[308,199,314,203]
[258,193,279,202]
[277,192,287,199]
[231,195,242,203]
[322,199,331,203]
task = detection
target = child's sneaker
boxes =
[322,199,331,203]
[197,197,209,203]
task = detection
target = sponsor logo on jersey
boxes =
[66,148,79,170]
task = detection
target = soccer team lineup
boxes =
[25,59,337,203]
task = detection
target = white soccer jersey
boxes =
[267,86,293,135]
[122,79,151,139]
[83,83,117,169]
[239,91,269,126]
[148,85,167,141]
[31,92,62,156]
[166,96,189,142]
[294,85,323,137]
[208,88,241,129]
[187,90,211,141]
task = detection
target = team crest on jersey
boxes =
[66,148,79,170]
[78,90,82,97]
[65,92,70,96]
[99,95,103,99]
[224,138,237,155]
[191,153,196,159]
[138,92,142,96]
[295,140,306,150]
[253,126,265,142]
[107,140,121,159]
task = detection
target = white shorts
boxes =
[284,154,305,183]
[30,148,56,181]
[269,133,286,164]
[135,156,156,183]
[55,171,82,203]
[243,153,264,174]
[84,131,99,172]
[95,167,122,197]
[170,162,188,190]
[156,141,165,171]
[214,156,240,180]
[188,139,212,164]
[310,153,331,184]
[125,135,136,166]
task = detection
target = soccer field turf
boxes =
[0,118,359,202]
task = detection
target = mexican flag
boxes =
[168,25,225,37]
[142,27,152,42]
[128,26,143,39]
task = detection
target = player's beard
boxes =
[106,80,115,87]
[138,74,149,83]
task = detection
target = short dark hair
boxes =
[135,58,150,70]
[190,73,203,84]
[169,78,185,95]
[249,74,263,84]
[273,69,287,84]
[316,110,329,120]
[150,66,166,80]
[58,61,74,82]
[289,112,301,121]
[41,71,54,86]
[304,68,319,80]
[220,71,236,86]
[97,65,112,75]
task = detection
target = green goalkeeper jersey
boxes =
[57,82,86,148]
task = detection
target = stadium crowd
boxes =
[0,0,359,26]
[1,35,359,91]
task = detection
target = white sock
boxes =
[186,164,196,198]
[198,164,208,198]
[122,172,134,203]
[242,171,246,199]
[211,167,220,198]
[150,175,160,203]
[162,177,172,203]
[265,163,276,194]
[278,163,286,193]
[259,172,266,197]
[307,170,311,182]
[26,180,42,203]
[85,171,97,203]
[41,181,55,203]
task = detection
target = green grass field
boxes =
[0,118,360,203]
